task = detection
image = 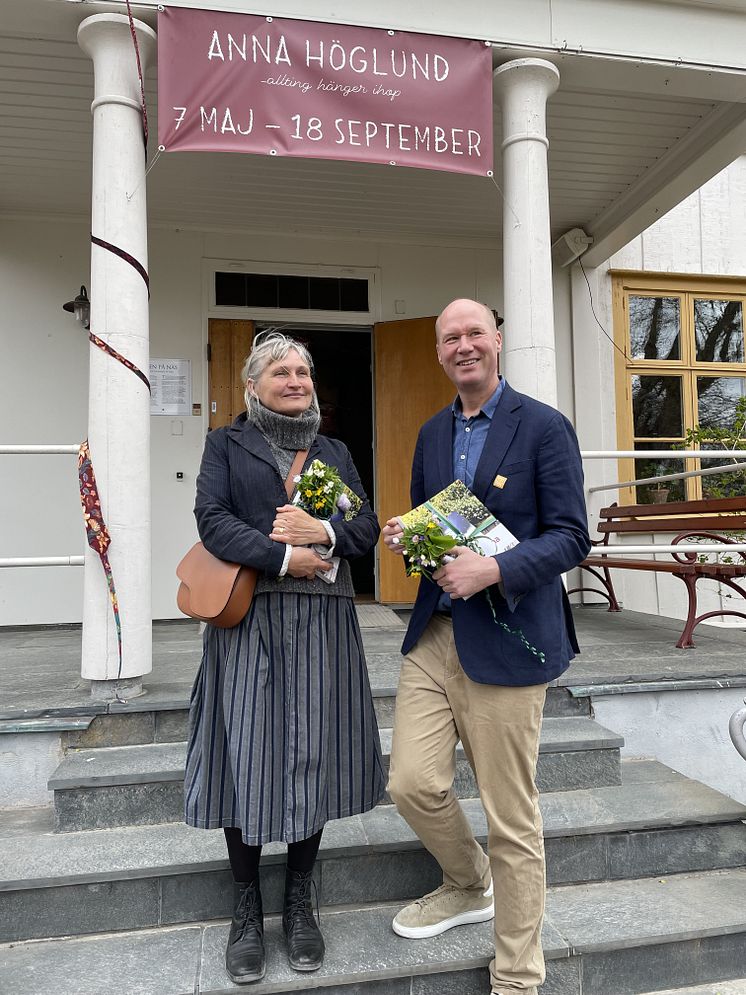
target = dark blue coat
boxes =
[195,414,380,574]
[402,383,591,686]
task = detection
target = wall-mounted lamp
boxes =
[551,228,593,268]
[63,285,91,330]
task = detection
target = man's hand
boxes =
[270,505,330,546]
[432,546,501,600]
[382,518,405,556]
[286,547,333,580]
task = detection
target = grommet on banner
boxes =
[158,145,165,153]
[389,160,397,165]
[158,5,164,11]
[388,30,395,35]
[487,170,494,177]
[270,149,278,155]
[266,16,273,21]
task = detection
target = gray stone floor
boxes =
[1,607,745,720]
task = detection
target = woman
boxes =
[184,331,385,984]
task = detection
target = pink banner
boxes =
[157,7,493,176]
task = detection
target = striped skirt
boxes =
[183,592,386,845]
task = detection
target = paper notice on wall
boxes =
[150,359,192,416]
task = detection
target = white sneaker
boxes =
[392,879,494,938]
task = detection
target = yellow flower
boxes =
[304,489,313,497]
[426,522,436,530]
[315,501,324,509]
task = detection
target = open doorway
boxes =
[258,323,375,598]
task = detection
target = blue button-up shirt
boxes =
[437,378,505,612]
[452,378,505,487]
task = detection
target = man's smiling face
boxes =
[436,299,502,395]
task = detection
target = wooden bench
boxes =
[569,496,746,648]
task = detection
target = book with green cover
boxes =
[398,479,519,557]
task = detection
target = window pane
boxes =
[340,278,369,312]
[278,275,309,309]
[700,453,746,499]
[632,375,683,437]
[245,274,278,307]
[628,296,680,360]
[633,443,686,504]
[309,277,340,310]
[696,378,746,497]
[694,299,744,363]
[215,272,247,306]
[696,376,746,432]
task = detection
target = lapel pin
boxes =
[493,474,507,489]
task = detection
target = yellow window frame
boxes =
[611,271,746,504]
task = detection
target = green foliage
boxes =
[678,395,746,499]
[294,460,344,518]
[400,516,458,578]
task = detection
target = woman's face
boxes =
[249,349,314,417]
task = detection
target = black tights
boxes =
[224,827,323,884]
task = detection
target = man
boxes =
[382,298,590,995]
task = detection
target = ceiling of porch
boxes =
[0,12,742,255]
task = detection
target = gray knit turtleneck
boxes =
[248,402,355,598]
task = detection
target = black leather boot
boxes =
[282,867,325,971]
[225,880,265,984]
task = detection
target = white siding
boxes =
[0,218,500,624]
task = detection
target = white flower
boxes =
[293,475,301,483]
[337,493,352,512]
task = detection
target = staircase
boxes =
[2,649,746,993]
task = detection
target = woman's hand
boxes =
[270,505,331,546]
[286,547,333,580]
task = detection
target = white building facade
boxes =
[3,0,746,691]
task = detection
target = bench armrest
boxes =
[671,530,746,565]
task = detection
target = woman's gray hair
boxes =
[242,329,319,416]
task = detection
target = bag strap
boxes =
[285,449,309,499]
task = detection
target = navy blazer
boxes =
[403,383,591,686]
[195,414,380,575]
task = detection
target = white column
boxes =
[493,59,560,406]
[78,14,156,698]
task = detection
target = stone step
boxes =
[642,984,746,994]
[48,717,624,832]
[50,685,589,751]
[5,761,745,943]
[1,868,745,995]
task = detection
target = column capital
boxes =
[78,14,156,103]
[493,58,560,98]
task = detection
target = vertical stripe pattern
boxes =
[184,592,386,844]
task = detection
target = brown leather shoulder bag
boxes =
[176,448,308,627]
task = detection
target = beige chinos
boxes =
[387,615,547,995]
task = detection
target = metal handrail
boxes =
[580,449,746,555]
[581,450,745,458]
[0,557,84,568]
[0,446,79,455]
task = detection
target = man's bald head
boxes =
[435,299,499,341]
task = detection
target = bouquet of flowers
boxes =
[292,460,362,522]
[290,459,362,584]
[396,481,545,664]
[398,512,459,579]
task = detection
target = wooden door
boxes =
[374,317,455,603]
[208,320,254,429]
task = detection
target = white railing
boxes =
[0,445,83,567]
[580,449,746,555]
